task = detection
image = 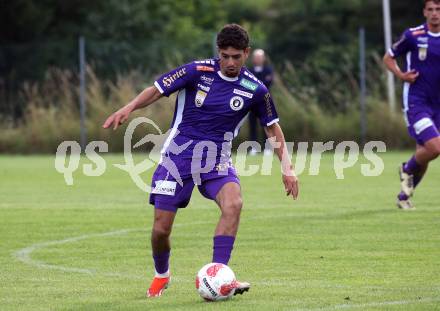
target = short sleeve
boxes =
[251,86,279,127]
[389,30,414,58]
[154,62,198,97]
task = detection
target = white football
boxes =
[196,263,237,301]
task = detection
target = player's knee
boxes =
[432,145,440,156]
[152,225,172,239]
[222,197,243,217]
[426,143,440,157]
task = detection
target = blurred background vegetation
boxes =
[0,0,425,153]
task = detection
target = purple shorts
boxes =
[149,164,240,213]
[405,97,440,145]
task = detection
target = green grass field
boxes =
[1,152,440,311]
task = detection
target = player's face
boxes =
[218,47,250,77]
[424,1,440,28]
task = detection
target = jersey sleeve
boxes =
[389,30,413,58]
[251,85,279,127]
[154,62,198,97]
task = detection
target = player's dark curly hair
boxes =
[425,0,440,6]
[216,24,249,50]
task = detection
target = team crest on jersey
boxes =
[195,90,207,107]
[229,96,244,111]
[418,43,428,61]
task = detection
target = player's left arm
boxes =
[264,122,299,200]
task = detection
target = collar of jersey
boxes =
[217,71,239,82]
[428,31,440,37]
[424,23,440,37]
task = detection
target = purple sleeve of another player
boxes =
[389,30,414,58]
[251,86,279,127]
[154,62,198,97]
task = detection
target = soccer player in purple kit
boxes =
[383,0,440,209]
[103,24,299,297]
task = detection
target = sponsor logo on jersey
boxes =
[233,88,253,98]
[412,30,426,36]
[240,78,258,92]
[195,59,215,65]
[162,68,186,88]
[152,180,177,196]
[418,43,428,61]
[264,93,273,118]
[230,96,244,111]
[195,90,207,107]
[197,83,210,92]
[417,37,428,44]
[201,75,214,85]
[196,65,215,72]
[414,117,433,135]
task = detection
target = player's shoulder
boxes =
[406,24,427,37]
[240,68,269,94]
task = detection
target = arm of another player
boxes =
[102,85,162,130]
[383,53,419,83]
[264,122,299,200]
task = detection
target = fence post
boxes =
[382,0,396,112]
[359,28,367,146]
[79,36,87,152]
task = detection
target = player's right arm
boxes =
[102,86,162,130]
[383,30,419,84]
[103,62,198,130]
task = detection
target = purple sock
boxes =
[212,235,235,265]
[414,173,423,188]
[153,251,170,274]
[404,156,421,175]
[398,191,409,201]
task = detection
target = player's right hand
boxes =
[283,174,299,200]
[102,104,133,130]
[399,70,419,83]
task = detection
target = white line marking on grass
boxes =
[12,217,440,309]
[13,214,440,307]
[11,214,297,279]
[12,216,237,275]
[295,297,440,310]
[12,222,217,279]
[14,229,141,276]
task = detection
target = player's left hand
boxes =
[283,174,299,200]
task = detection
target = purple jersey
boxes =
[154,58,279,144]
[390,23,440,103]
